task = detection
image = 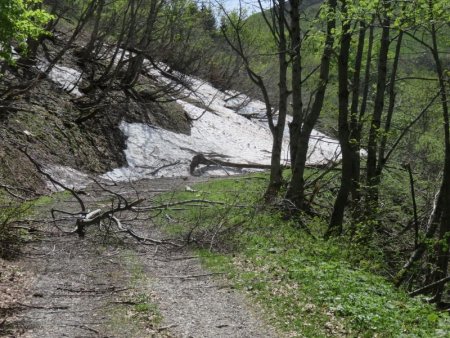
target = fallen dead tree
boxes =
[189,154,273,175]
[189,153,340,176]
[17,148,181,245]
[15,148,248,246]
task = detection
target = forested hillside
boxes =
[221,0,450,304]
[1,0,450,336]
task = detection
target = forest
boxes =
[1,0,450,336]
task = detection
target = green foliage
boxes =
[159,175,450,337]
[0,203,28,259]
[0,0,53,63]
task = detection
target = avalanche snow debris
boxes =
[36,60,83,97]
[45,165,91,192]
[104,64,341,181]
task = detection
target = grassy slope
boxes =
[157,175,450,337]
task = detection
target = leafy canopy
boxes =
[0,0,52,62]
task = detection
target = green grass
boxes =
[0,191,60,258]
[158,173,450,337]
[105,250,163,336]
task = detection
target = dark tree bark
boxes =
[266,0,289,199]
[288,0,303,169]
[81,0,105,60]
[122,0,164,87]
[348,21,367,213]
[427,13,450,304]
[221,1,289,200]
[365,0,391,213]
[395,3,450,305]
[286,0,337,210]
[326,0,352,237]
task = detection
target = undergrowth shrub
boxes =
[0,204,27,259]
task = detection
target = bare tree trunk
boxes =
[377,31,403,173]
[221,1,288,200]
[348,21,375,234]
[358,22,374,127]
[395,6,450,302]
[366,0,391,215]
[326,0,352,237]
[348,21,366,213]
[266,0,289,199]
[428,15,450,303]
[288,0,303,169]
[81,0,105,60]
[286,0,337,210]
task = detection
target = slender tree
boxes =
[286,0,337,210]
[221,1,289,199]
[395,0,450,304]
[326,0,352,236]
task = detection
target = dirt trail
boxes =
[2,178,278,338]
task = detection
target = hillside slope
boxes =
[1,36,340,193]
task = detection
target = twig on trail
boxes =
[10,225,45,232]
[0,184,29,200]
[56,286,129,294]
[169,255,198,261]
[65,324,99,334]
[91,177,128,207]
[209,220,225,251]
[133,199,227,211]
[157,272,225,279]
[11,214,75,224]
[0,183,42,195]
[112,216,181,247]
[17,302,69,310]
[158,324,178,332]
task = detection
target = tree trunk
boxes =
[288,0,303,169]
[81,0,104,60]
[395,7,450,301]
[377,31,403,174]
[326,0,352,237]
[265,0,289,199]
[366,1,391,215]
[346,21,369,234]
[286,0,337,210]
[428,16,450,303]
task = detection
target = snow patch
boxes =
[37,61,83,97]
[45,165,91,192]
[103,62,341,181]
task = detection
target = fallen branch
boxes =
[190,154,271,175]
[133,199,227,211]
[0,183,41,200]
[17,302,69,310]
[111,216,180,247]
[189,154,334,176]
[20,147,87,212]
[157,324,178,332]
[136,160,181,176]
[56,286,129,294]
[409,275,450,297]
[157,272,224,279]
